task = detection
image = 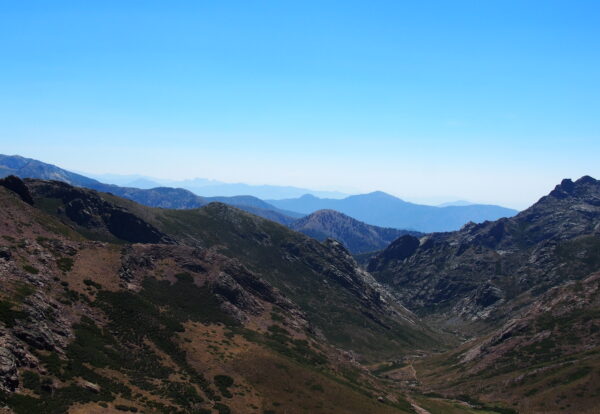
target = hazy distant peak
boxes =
[299,193,320,199]
[437,200,474,207]
[348,191,402,202]
[365,190,395,197]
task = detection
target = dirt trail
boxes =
[406,396,431,414]
[407,362,417,381]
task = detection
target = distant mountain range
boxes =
[0,154,300,224]
[85,172,348,199]
[437,200,474,207]
[0,154,518,241]
[290,209,421,254]
[269,192,518,233]
[2,161,599,413]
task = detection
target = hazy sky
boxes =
[1,1,599,209]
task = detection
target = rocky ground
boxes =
[2,175,599,413]
[0,177,448,414]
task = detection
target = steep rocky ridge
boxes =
[25,179,174,244]
[416,270,600,413]
[3,174,593,413]
[269,191,518,233]
[369,176,600,334]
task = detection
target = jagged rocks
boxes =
[26,179,175,244]
[0,344,18,393]
[0,248,10,261]
[212,272,264,318]
[12,293,71,352]
[80,380,101,393]
[0,328,38,393]
[0,176,34,205]
[369,175,600,330]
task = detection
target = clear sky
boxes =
[1,1,599,209]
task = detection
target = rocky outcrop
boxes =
[0,175,34,205]
[26,179,175,244]
[369,176,600,330]
[0,328,38,393]
[367,235,420,274]
[12,292,72,352]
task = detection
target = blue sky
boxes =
[1,1,599,208]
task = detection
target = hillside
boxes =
[3,173,600,413]
[23,177,445,359]
[363,176,600,413]
[0,176,467,414]
[0,154,301,224]
[368,176,600,334]
[290,209,420,254]
[415,271,600,413]
[268,192,518,232]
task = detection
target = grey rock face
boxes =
[0,327,38,393]
[369,176,600,330]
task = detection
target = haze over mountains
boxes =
[269,192,518,233]
[85,172,348,200]
[0,155,519,238]
[289,210,421,254]
[0,154,301,223]
[1,172,599,413]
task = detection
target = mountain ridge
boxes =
[0,175,447,413]
[290,209,421,254]
[269,191,518,232]
[1,173,600,413]
[84,172,348,199]
[368,175,600,333]
[0,154,302,224]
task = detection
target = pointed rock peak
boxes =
[0,175,34,205]
[549,178,575,199]
[549,175,598,200]
[576,175,597,185]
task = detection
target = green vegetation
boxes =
[556,236,600,276]
[142,205,442,360]
[83,278,102,289]
[10,282,35,302]
[214,402,231,414]
[214,375,234,398]
[373,360,407,376]
[263,325,328,366]
[0,300,25,327]
[56,257,74,273]
[17,273,244,413]
[412,395,516,414]
[22,264,39,274]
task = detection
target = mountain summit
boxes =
[290,209,420,254]
[369,175,600,330]
[269,192,518,232]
